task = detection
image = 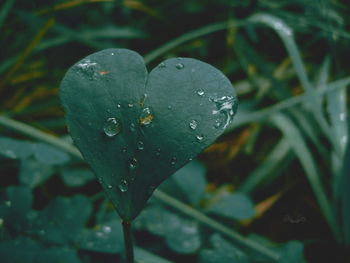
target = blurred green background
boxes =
[0,0,349,262]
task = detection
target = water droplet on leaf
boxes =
[121,147,127,153]
[102,225,112,233]
[119,179,128,192]
[128,103,134,108]
[197,89,205,96]
[171,157,177,165]
[77,59,98,80]
[158,62,166,68]
[107,184,113,189]
[189,120,198,130]
[129,157,138,170]
[211,96,238,129]
[137,141,144,151]
[139,107,153,126]
[176,63,184,69]
[103,118,121,137]
[196,134,204,141]
[130,123,136,132]
[156,148,161,156]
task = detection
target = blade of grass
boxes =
[248,13,339,156]
[144,20,247,64]
[36,0,115,15]
[0,115,281,261]
[342,134,350,245]
[229,76,350,131]
[239,137,292,194]
[270,113,340,240]
[0,0,15,30]
[135,247,174,263]
[0,18,55,92]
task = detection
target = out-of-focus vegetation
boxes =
[0,0,349,262]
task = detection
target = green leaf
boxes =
[206,193,255,220]
[278,240,305,263]
[0,136,33,159]
[30,195,92,244]
[172,160,207,205]
[136,205,181,236]
[60,168,95,187]
[199,234,249,263]
[165,218,202,254]
[60,48,237,220]
[32,142,70,165]
[135,248,174,263]
[136,205,202,254]
[19,157,53,188]
[77,221,124,253]
[0,236,81,263]
[0,186,33,232]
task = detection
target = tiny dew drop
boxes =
[196,134,204,141]
[130,123,136,132]
[103,118,121,137]
[158,62,166,68]
[171,157,177,165]
[155,148,161,156]
[189,120,198,130]
[139,107,154,126]
[117,104,121,108]
[137,141,144,151]
[176,63,184,69]
[107,185,113,189]
[128,103,134,108]
[121,147,127,153]
[102,226,112,234]
[196,89,205,96]
[129,157,138,170]
[119,179,128,192]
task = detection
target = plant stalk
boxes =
[122,220,134,263]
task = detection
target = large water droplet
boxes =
[189,120,198,130]
[211,96,238,129]
[129,157,138,170]
[176,63,184,69]
[137,141,144,151]
[77,59,98,80]
[196,89,205,96]
[103,118,121,137]
[119,179,128,192]
[139,107,154,126]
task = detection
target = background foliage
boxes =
[0,0,349,262]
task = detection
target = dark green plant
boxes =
[59,48,237,261]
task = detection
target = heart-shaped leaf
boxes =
[60,48,237,220]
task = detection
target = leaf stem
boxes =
[122,220,134,263]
